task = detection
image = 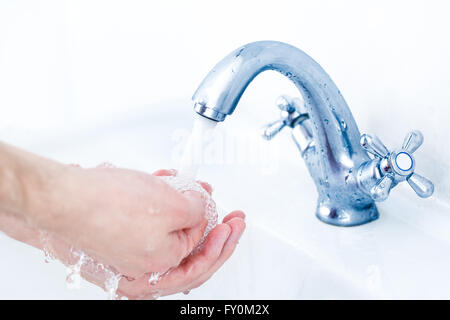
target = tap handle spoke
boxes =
[261,119,286,140]
[407,172,434,198]
[360,129,434,201]
[370,174,394,202]
[276,95,296,113]
[260,95,307,140]
[402,130,424,154]
[360,134,389,159]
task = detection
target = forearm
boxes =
[0,141,67,230]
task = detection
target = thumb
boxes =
[166,190,206,231]
[181,190,206,228]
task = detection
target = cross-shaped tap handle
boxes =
[360,130,434,201]
[261,95,307,140]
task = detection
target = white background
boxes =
[0,0,450,299]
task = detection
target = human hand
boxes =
[0,155,245,298]
[0,204,245,299]
[29,165,221,278]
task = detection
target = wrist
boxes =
[0,142,69,230]
[0,142,27,219]
[0,162,23,219]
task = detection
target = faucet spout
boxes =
[193,41,378,226]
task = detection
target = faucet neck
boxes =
[193,41,368,170]
[193,41,377,226]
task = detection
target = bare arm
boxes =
[0,142,245,299]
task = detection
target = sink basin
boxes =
[1,100,449,299]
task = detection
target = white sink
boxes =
[1,100,449,299]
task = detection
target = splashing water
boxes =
[178,114,218,179]
[64,246,122,299]
[97,162,116,169]
[104,271,122,300]
[148,272,160,285]
[150,292,162,299]
[39,231,55,263]
[88,259,122,300]
[66,249,86,290]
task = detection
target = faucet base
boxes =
[315,201,379,227]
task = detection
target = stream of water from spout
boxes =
[178,114,218,179]
[160,113,221,252]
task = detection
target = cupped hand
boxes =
[30,165,215,278]
[0,166,245,299]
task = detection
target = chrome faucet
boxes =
[192,41,434,226]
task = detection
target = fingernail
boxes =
[200,181,213,193]
[218,224,231,246]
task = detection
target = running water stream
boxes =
[178,114,218,179]
[162,113,221,248]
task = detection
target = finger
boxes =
[117,218,243,300]
[153,169,212,229]
[154,173,207,231]
[155,172,207,230]
[181,217,209,253]
[166,217,208,266]
[222,210,245,223]
[165,190,206,230]
[152,169,177,176]
[116,223,231,298]
[197,181,213,195]
[187,217,245,291]
[154,169,212,196]
[157,223,231,296]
